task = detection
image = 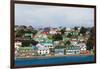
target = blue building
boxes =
[55,49,64,56]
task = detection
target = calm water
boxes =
[15,55,94,67]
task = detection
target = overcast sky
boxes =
[15,4,94,28]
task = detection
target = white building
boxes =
[36,43,50,56]
[70,40,78,45]
[66,45,80,54]
[76,43,87,54]
[15,41,22,55]
[49,30,57,34]
[77,43,87,51]
[54,41,60,46]
[66,28,71,31]
[15,41,22,47]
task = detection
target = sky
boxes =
[15,4,94,28]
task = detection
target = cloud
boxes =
[15,4,94,28]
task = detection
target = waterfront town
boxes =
[14,25,95,58]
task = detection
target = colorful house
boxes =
[70,39,78,45]
[55,49,64,56]
[49,28,57,35]
[34,33,48,42]
[42,27,50,35]
[24,33,33,39]
[66,45,80,54]
[37,47,50,56]
[36,43,50,56]
[18,46,37,57]
[77,43,87,51]
[41,42,54,48]
[53,41,60,46]
[77,43,87,54]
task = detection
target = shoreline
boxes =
[15,54,94,59]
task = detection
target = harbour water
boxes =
[15,55,94,67]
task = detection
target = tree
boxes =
[86,37,93,50]
[22,40,31,47]
[65,41,71,45]
[86,27,95,50]
[79,26,87,36]
[74,26,78,31]
[60,27,66,35]
[25,29,37,35]
[47,35,53,39]
[32,30,38,35]
[31,40,38,45]
[19,25,27,30]
[67,33,72,38]
[52,33,63,41]
[28,25,34,30]
[22,40,38,47]
[90,27,94,37]
[16,29,25,37]
[25,30,32,33]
